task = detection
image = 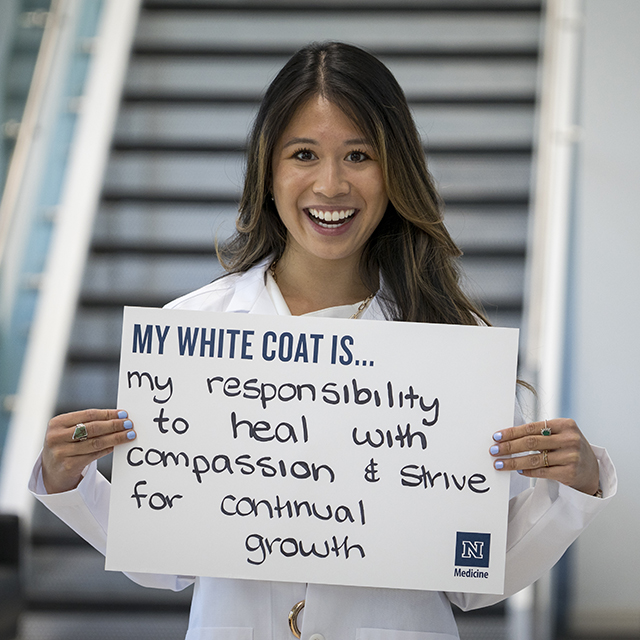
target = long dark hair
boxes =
[218,41,487,326]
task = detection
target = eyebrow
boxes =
[282,137,317,149]
[282,137,371,149]
[345,138,370,146]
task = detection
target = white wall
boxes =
[567,0,640,634]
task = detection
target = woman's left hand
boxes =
[489,418,600,495]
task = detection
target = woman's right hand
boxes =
[42,409,136,494]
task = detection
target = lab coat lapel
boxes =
[224,259,389,321]
[224,259,279,316]
[360,296,386,321]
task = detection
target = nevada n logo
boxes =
[454,532,491,575]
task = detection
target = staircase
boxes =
[23,2,542,639]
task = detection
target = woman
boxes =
[31,42,615,640]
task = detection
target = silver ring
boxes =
[541,420,552,436]
[72,423,88,442]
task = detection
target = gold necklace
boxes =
[269,259,375,319]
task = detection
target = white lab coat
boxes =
[30,259,617,640]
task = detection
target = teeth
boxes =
[308,208,356,223]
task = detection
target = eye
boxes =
[346,150,369,163]
[292,148,317,161]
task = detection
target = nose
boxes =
[312,158,350,198]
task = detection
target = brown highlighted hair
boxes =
[218,41,487,326]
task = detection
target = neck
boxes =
[273,250,375,316]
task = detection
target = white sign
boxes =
[106,306,518,594]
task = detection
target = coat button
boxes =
[309,634,325,640]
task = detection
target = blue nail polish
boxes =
[124,420,133,430]
[495,461,504,469]
[490,445,499,455]
[118,410,128,419]
[493,432,503,441]
[126,430,136,440]
[518,470,524,474]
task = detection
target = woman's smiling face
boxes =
[271,96,388,267]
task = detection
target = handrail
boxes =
[0,0,142,520]
[524,0,583,423]
[0,0,84,467]
[0,0,64,270]
[521,2,584,640]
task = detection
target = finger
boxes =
[49,408,128,431]
[493,417,579,442]
[492,419,552,443]
[45,411,136,458]
[489,433,561,457]
[514,458,584,488]
[491,419,567,453]
[493,445,582,472]
[493,449,553,472]
[65,422,137,456]
[47,409,131,444]
[65,416,134,443]
[491,418,583,457]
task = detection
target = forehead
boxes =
[280,96,367,143]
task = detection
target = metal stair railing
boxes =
[520,2,586,639]
[0,0,80,456]
[0,0,142,522]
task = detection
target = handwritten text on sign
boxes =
[106,306,519,594]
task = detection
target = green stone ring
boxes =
[72,423,88,441]
[541,420,552,436]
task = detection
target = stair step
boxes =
[121,93,536,106]
[103,151,531,200]
[57,362,119,411]
[141,0,541,12]
[446,206,528,251]
[125,57,537,101]
[17,611,189,640]
[111,141,533,154]
[133,46,538,59]
[81,253,223,298]
[90,242,222,256]
[78,254,522,304]
[456,615,507,640]
[114,103,533,147]
[78,293,176,308]
[26,545,192,609]
[91,203,527,252]
[134,11,540,52]
[94,202,238,247]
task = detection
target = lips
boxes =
[306,208,357,229]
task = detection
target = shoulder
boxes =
[163,260,271,313]
[163,273,242,312]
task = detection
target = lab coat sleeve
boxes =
[28,453,195,592]
[446,444,616,611]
